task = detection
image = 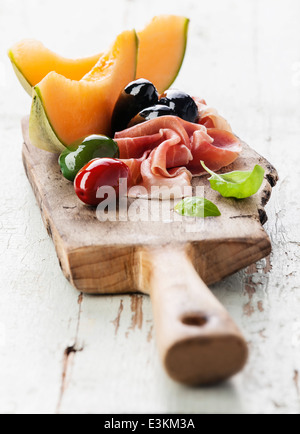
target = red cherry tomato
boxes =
[74,158,130,206]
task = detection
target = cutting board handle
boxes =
[140,245,248,385]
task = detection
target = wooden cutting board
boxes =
[22,117,278,386]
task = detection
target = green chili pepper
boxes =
[59,135,119,181]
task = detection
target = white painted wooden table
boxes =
[0,0,299,414]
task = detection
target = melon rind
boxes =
[9,15,189,99]
[29,87,67,153]
[8,50,32,96]
[167,17,189,90]
[29,30,138,153]
[136,15,190,93]
[8,40,102,96]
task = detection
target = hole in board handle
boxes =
[181,313,208,327]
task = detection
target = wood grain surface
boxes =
[1,0,299,414]
[22,118,277,293]
[22,117,276,385]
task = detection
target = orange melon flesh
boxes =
[8,39,101,95]
[136,15,189,93]
[29,30,138,151]
[9,15,189,98]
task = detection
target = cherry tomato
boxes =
[74,158,129,206]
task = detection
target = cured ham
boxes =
[193,97,233,133]
[128,155,192,199]
[186,128,242,174]
[121,151,150,186]
[114,113,242,198]
[115,116,192,154]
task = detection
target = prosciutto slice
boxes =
[121,151,150,186]
[193,97,233,133]
[115,116,191,152]
[114,114,242,198]
[186,128,242,174]
[128,154,192,199]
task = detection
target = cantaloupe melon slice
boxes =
[29,30,138,153]
[8,39,101,96]
[136,15,189,94]
[9,15,189,97]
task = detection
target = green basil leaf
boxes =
[175,197,221,218]
[201,161,265,199]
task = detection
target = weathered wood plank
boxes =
[22,118,277,293]
[0,116,81,413]
[0,0,299,414]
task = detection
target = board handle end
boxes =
[140,245,248,386]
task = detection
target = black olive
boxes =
[111,79,159,133]
[159,89,199,123]
[128,104,176,127]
